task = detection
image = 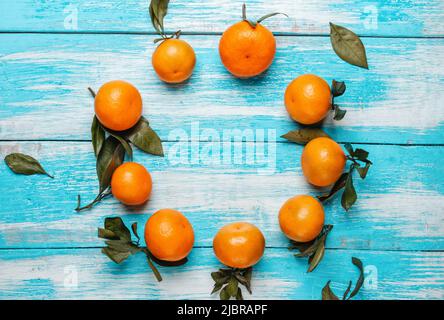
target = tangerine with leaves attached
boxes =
[94,80,143,131]
[279,195,325,242]
[285,74,332,125]
[219,4,286,78]
[152,37,196,83]
[301,137,346,187]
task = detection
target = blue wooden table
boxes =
[0,0,443,299]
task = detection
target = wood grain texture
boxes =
[0,0,443,36]
[0,34,444,144]
[1,142,443,251]
[1,0,443,300]
[0,248,443,300]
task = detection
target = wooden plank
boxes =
[1,141,443,250]
[0,34,443,144]
[0,247,442,299]
[0,0,443,36]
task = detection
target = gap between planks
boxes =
[1,247,443,253]
[0,30,444,39]
[1,140,444,147]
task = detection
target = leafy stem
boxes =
[322,257,365,300]
[153,29,182,44]
[98,217,163,282]
[75,188,112,212]
[318,143,372,211]
[331,80,347,120]
[149,0,181,43]
[241,3,288,28]
[289,225,333,272]
[211,267,253,300]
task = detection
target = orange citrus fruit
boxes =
[301,137,346,187]
[285,74,331,125]
[152,38,196,83]
[213,222,265,268]
[279,195,325,242]
[144,209,195,261]
[111,162,152,206]
[94,80,142,131]
[219,21,276,78]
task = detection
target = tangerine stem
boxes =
[75,189,112,212]
[256,12,289,24]
[143,248,163,282]
[87,87,96,98]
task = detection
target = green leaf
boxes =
[333,105,347,120]
[101,247,131,264]
[293,238,320,258]
[321,281,340,300]
[104,217,132,242]
[356,162,371,179]
[342,281,353,300]
[331,80,346,97]
[108,132,133,161]
[98,228,119,240]
[125,117,164,156]
[236,287,244,300]
[329,22,369,69]
[96,136,125,192]
[348,257,365,299]
[281,128,330,145]
[4,153,53,178]
[131,222,140,243]
[105,240,140,254]
[226,277,239,297]
[293,225,332,273]
[307,240,325,273]
[149,0,170,35]
[212,272,230,285]
[344,143,354,156]
[211,282,223,294]
[341,169,357,211]
[353,148,369,161]
[289,239,314,252]
[317,172,348,202]
[241,267,253,294]
[219,286,230,300]
[91,116,105,158]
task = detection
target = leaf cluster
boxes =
[318,143,372,211]
[211,267,252,300]
[98,217,164,281]
[149,0,182,42]
[322,257,365,300]
[289,225,333,272]
[331,79,347,121]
